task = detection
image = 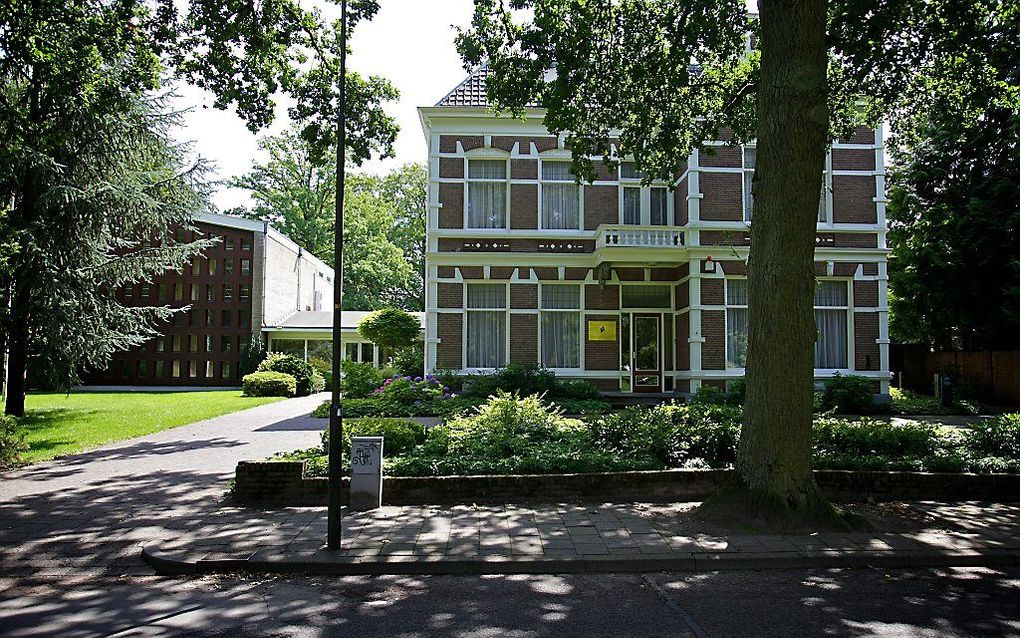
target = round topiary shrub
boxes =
[258,353,318,396]
[242,371,297,397]
[357,308,421,349]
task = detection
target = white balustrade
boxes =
[596,225,684,249]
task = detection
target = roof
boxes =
[436,67,493,107]
[268,310,426,332]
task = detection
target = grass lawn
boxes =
[6,391,285,464]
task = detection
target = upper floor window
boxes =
[467,159,507,228]
[726,278,749,368]
[540,161,580,229]
[621,162,669,225]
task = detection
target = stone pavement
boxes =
[0,392,326,577]
[142,501,1020,576]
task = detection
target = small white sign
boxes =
[351,437,383,475]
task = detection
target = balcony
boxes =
[596,225,685,249]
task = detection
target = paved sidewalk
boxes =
[0,393,326,577]
[142,501,1020,576]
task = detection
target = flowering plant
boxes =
[371,374,454,407]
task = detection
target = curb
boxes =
[142,545,1020,577]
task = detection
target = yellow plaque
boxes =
[587,320,617,341]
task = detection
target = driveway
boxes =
[0,392,327,576]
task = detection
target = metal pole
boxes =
[327,0,348,551]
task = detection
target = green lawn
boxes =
[7,391,285,463]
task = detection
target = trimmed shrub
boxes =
[258,353,318,396]
[553,380,602,401]
[321,418,427,455]
[392,342,425,377]
[309,371,326,394]
[819,373,876,414]
[242,371,297,397]
[357,308,421,349]
[0,415,27,470]
[339,360,385,399]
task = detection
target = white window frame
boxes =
[813,278,851,371]
[464,281,509,371]
[725,277,749,369]
[538,159,582,230]
[818,152,833,224]
[465,157,510,230]
[619,162,672,226]
[742,146,755,222]
[538,282,583,370]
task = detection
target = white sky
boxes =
[175,0,477,211]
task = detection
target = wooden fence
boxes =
[892,345,1020,406]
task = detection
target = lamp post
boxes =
[327,0,348,551]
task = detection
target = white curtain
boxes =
[542,183,579,229]
[468,160,507,228]
[623,187,640,224]
[815,280,848,306]
[467,311,505,368]
[540,285,580,309]
[650,188,668,225]
[726,308,749,368]
[541,312,580,368]
[814,309,848,368]
[467,283,506,309]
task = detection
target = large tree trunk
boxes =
[704,0,840,530]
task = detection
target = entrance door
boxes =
[632,314,661,392]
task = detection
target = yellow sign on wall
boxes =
[587,320,617,341]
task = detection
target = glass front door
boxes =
[632,314,661,392]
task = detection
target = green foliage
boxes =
[889,387,979,416]
[357,308,421,349]
[967,413,1020,458]
[240,334,268,376]
[819,374,876,414]
[340,360,386,399]
[308,357,333,388]
[458,363,606,404]
[392,342,425,377]
[0,415,27,470]
[320,418,426,456]
[550,398,613,415]
[242,372,297,397]
[257,353,318,396]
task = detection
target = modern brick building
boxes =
[86,212,336,387]
[419,68,890,397]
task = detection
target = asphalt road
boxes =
[2,567,1019,638]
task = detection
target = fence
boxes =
[893,345,1020,406]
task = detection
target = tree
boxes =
[232,132,426,310]
[456,0,1009,527]
[358,308,421,349]
[0,0,398,416]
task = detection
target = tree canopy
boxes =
[357,308,421,350]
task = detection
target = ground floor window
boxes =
[540,284,581,368]
[726,279,749,368]
[466,282,507,368]
[814,280,849,368]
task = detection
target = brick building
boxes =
[419,68,890,397]
[86,212,336,387]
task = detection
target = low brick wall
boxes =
[233,461,1020,507]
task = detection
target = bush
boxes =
[242,371,297,397]
[321,418,427,455]
[463,363,558,398]
[309,371,326,394]
[553,380,602,400]
[967,413,1020,457]
[357,308,421,349]
[819,373,876,414]
[239,334,267,376]
[550,398,613,415]
[309,357,333,388]
[889,387,979,416]
[339,360,386,399]
[258,353,318,396]
[392,342,425,377]
[322,393,486,419]
[813,417,943,458]
[0,415,27,470]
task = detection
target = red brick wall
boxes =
[439,183,464,229]
[439,158,463,179]
[837,126,875,145]
[436,313,463,368]
[701,230,751,246]
[699,172,743,221]
[832,175,877,224]
[584,185,618,230]
[439,135,484,153]
[854,313,880,371]
[700,146,741,168]
[511,159,537,180]
[853,281,879,308]
[510,284,538,309]
[832,149,876,171]
[491,136,557,153]
[676,314,690,371]
[674,178,688,225]
[510,314,538,364]
[436,283,463,308]
[701,310,726,370]
[675,282,689,310]
[700,278,724,306]
[614,267,644,281]
[585,284,619,310]
[458,266,484,280]
[510,184,538,229]
[584,314,619,370]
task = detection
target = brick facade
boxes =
[509,314,538,364]
[436,314,463,368]
[699,172,743,221]
[854,313,880,371]
[584,314,619,370]
[701,310,726,370]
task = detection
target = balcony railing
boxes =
[596,225,685,250]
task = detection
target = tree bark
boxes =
[704,0,839,529]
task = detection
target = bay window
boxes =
[466,283,507,368]
[540,161,580,229]
[540,284,581,368]
[467,159,507,228]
